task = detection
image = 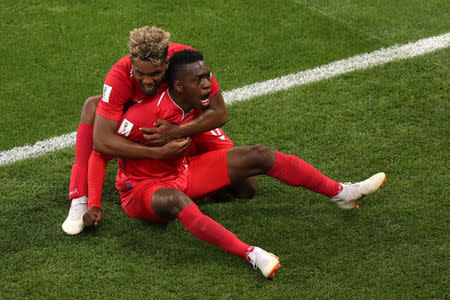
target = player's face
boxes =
[180,61,212,110]
[132,58,167,96]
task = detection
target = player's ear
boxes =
[173,80,183,93]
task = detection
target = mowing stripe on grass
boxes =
[1,32,449,166]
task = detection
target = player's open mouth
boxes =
[201,92,210,100]
[200,92,211,107]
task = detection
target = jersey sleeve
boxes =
[96,58,134,122]
[87,151,113,209]
[116,115,149,145]
[210,73,220,97]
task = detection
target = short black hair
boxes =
[168,49,204,83]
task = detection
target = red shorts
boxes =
[120,148,231,222]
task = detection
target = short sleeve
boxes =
[96,58,134,121]
[210,74,220,97]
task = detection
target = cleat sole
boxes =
[380,173,387,189]
[268,262,281,279]
[268,253,281,279]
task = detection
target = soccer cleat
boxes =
[62,196,88,235]
[246,246,281,279]
[331,172,386,211]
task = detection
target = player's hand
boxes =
[157,137,191,159]
[83,207,103,227]
[140,119,179,146]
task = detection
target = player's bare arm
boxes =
[141,90,228,146]
[93,114,190,159]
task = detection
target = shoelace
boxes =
[342,182,361,198]
[249,254,260,270]
[251,261,258,269]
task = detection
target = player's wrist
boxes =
[88,204,102,210]
[171,124,184,139]
[177,121,203,138]
[146,147,164,160]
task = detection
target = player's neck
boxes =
[168,87,192,113]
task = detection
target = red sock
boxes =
[267,151,341,198]
[178,203,250,259]
[69,123,93,200]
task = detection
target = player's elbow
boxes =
[216,109,228,127]
[208,92,228,127]
[92,117,120,156]
[92,135,114,156]
[92,138,107,154]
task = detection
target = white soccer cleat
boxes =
[62,196,88,235]
[247,246,280,279]
[332,172,386,211]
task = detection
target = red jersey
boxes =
[114,88,202,192]
[96,43,220,122]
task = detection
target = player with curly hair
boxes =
[83,50,386,279]
[62,26,256,235]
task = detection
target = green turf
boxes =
[1,0,449,298]
[1,0,449,150]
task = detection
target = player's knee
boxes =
[80,95,101,125]
[247,144,274,170]
[154,188,192,218]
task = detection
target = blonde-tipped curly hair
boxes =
[128,26,171,62]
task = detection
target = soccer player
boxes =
[62,26,256,235]
[83,50,387,279]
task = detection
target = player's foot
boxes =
[331,172,386,210]
[246,246,280,279]
[62,196,88,235]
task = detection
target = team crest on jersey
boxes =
[102,84,112,103]
[118,118,133,137]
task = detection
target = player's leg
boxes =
[188,129,257,201]
[152,187,253,258]
[227,177,258,199]
[62,95,102,235]
[226,145,386,210]
[127,185,280,278]
[226,144,340,195]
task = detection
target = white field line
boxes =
[222,32,450,103]
[0,132,77,165]
[1,32,449,166]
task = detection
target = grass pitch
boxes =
[1,0,449,298]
